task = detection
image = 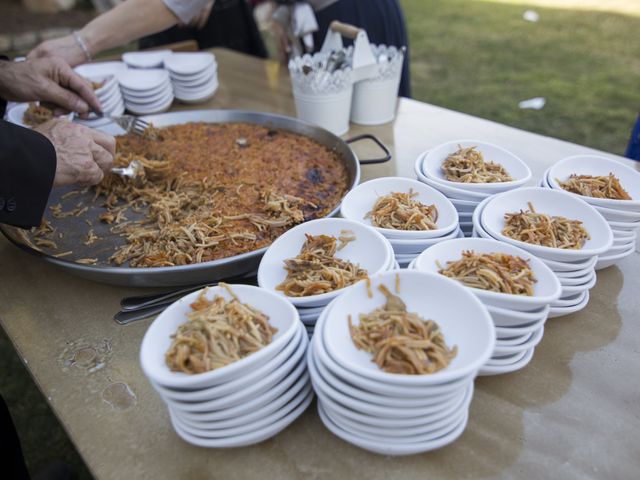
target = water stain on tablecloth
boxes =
[59,338,113,374]
[102,382,137,411]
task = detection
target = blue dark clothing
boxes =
[625,114,640,161]
[313,0,411,98]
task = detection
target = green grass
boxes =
[401,0,640,155]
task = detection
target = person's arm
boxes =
[0,120,57,228]
[0,119,116,228]
[29,0,212,67]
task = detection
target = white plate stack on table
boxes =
[308,270,495,455]
[117,68,174,115]
[414,140,532,236]
[258,218,395,337]
[164,52,218,104]
[472,187,613,318]
[340,177,462,267]
[409,238,561,375]
[139,284,312,448]
[540,154,640,270]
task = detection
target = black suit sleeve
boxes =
[0,120,57,229]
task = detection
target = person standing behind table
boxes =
[139,0,268,58]
[0,57,115,479]
[28,0,265,67]
[625,114,640,161]
[0,57,116,228]
[269,0,411,98]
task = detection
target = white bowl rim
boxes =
[140,284,299,388]
[323,269,495,385]
[420,140,532,189]
[414,237,562,306]
[481,187,613,258]
[340,176,459,239]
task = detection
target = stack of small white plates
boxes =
[75,61,128,79]
[309,270,495,455]
[540,155,640,270]
[340,177,462,267]
[409,238,561,375]
[164,52,218,104]
[122,50,172,69]
[472,187,613,318]
[414,140,532,236]
[117,68,174,115]
[140,284,312,448]
[258,218,396,337]
[74,74,125,128]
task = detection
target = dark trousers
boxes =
[313,0,411,98]
[0,395,30,480]
[626,114,640,161]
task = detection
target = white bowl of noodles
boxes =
[480,187,613,262]
[257,218,392,307]
[413,238,562,311]
[140,283,300,389]
[420,140,532,193]
[340,177,459,239]
[322,270,495,386]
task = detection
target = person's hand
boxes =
[28,34,87,68]
[34,119,116,187]
[0,57,101,114]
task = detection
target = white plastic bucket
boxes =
[293,87,353,136]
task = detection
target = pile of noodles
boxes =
[438,250,537,296]
[558,173,632,200]
[366,190,438,230]
[502,202,590,249]
[276,234,368,297]
[165,284,277,374]
[349,285,457,375]
[442,146,513,183]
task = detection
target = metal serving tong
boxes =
[114,275,258,325]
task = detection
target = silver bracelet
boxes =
[73,31,92,62]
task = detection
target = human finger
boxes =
[59,62,102,113]
[77,158,105,185]
[40,80,89,113]
[89,129,116,157]
[91,142,115,173]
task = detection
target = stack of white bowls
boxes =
[309,270,495,455]
[140,284,313,447]
[258,218,396,337]
[540,155,640,270]
[410,238,562,375]
[117,68,174,115]
[340,177,462,267]
[472,187,613,318]
[414,140,532,236]
[122,49,172,69]
[164,52,218,104]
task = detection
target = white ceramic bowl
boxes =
[340,177,459,239]
[418,172,491,201]
[478,347,535,376]
[75,61,128,78]
[126,93,174,115]
[548,291,590,318]
[164,52,216,75]
[492,326,544,356]
[257,218,392,307]
[421,140,532,192]
[140,284,299,389]
[117,68,170,91]
[450,197,479,212]
[547,155,640,210]
[413,237,561,311]
[485,303,549,328]
[323,270,494,385]
[594,204,640,223]
[481,187,613,261]
[607,219,640,232]
[154,325,303,402]
[388,227,463,255]
[122,49,172,69]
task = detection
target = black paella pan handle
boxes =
[345,134,392,165]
